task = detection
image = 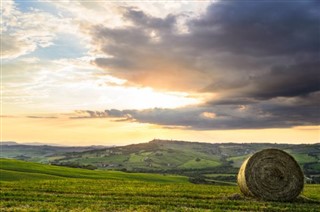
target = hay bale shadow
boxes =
[294,196,320,204]
[226,193,319,204]
[227,193,245,200]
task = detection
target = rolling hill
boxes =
[0,158,188,183]
[2,139,320,183]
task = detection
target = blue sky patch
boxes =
[31,33,89,60]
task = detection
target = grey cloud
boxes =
[71,110,109,119]
[247,62,320,99]
[124,8,177,31]
[26,116,57,119]
[105,109,133,117]
[71,110,134,121]
[189,0,319,56]
[73,93,320,129]
[91,0,319,95]
[91,8,209,91]
[1,35,36,59]
[206,97,258,106]
[256,97,320,127]
[205,61,320,100]
[88,1,320,129]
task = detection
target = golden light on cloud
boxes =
[201,112,216,119]
[120,88,200,109]
[238,105,247,111]
[2,0,319,146]
[293,125,320,131]
[3,60,202,115]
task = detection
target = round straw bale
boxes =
[237,149,304,201]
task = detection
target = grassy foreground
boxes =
[1,159,320,211]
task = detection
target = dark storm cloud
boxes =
[92,0,319,94]
[247,62,320,99]
[94,95,319,130]
[124,8,177,31]
[189,0,319,56]
[73,92,320,129]
[88,0,320,129]
[206,97,258,106]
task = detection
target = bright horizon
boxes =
[2,1,320,146]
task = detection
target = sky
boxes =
[1,0,320,146]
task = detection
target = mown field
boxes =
[1,159,320,211]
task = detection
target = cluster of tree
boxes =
[303,162,320,175]
[188,176,214,184]
[50,162,97,170]
[309,176,320,184]
[13,155,31,160]
[206,175,237,183]
[122,165,238,177]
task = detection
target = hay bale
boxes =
[237,149,304,201]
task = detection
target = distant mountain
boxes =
[1,141,18,145]
[20,142,64,146]
[1,141,63,146]
[1,141,77,146]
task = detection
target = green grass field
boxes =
[178,158,220,169]
[1,159,320,211]
[291,154,318,164]
[0,159,187,183]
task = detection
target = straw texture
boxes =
[237,149,304,201]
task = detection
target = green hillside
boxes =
[1,159,320,211]
[2,140,320,183]
[0,158,187,183]
[54,140,320,179]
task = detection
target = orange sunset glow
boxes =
[1,0,319,146]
